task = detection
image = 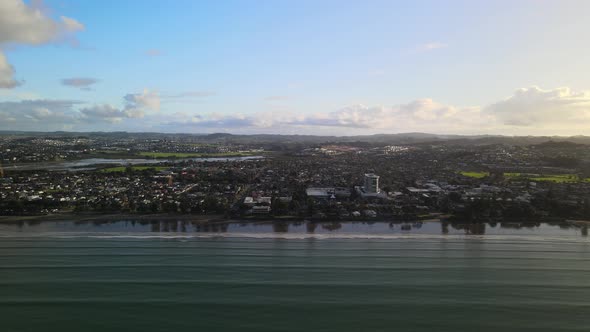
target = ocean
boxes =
[0,221,589,331]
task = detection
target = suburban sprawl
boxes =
[1,132,590,234]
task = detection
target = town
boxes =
[1,132,590,233]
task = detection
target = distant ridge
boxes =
[1,131,589,145]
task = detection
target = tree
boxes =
[203,196,219,213]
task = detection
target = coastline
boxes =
[0,212,585,227]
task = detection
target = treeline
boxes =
[0,196,231,216]
[450,193,590,222]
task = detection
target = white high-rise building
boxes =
[364,173,380,193]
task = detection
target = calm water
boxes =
[3,156,264,171]
[1,222,589,331]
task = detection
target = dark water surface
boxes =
[3,155,263,171]
[1,222,589,332]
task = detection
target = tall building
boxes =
[364,173,380,193]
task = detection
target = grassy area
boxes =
[462,171,590,183]
[138,151,254,158]
[459,171,489,179]
[505,172,585,183]
[100,166,169,173]
[529,174,579,183]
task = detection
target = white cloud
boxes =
[485,86,590,130]
[3,86,590,135]
[0,0,84,88]
[80,104,139,123]
[0,99,82,130]
[80,89,161,123]
[0,52,19,88]
[124,89,160,111]
[0,0,57,44]
[32,107,52,118]
[285,100,485,133]
[60,16,84,33]
[0,89,161,130]
[0,0,83,44]
[160,98,486,135]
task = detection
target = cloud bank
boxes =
[486,86,590,131]
[2,86,590,135]
[161,98,486,135]
[0,89,160,130]
[124,89,161,112]
[158,87,590,135]
[81,89,161,123]
[0,99,82,130]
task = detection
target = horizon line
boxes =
[0,130,589,139]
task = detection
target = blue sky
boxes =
[1,0,590,135]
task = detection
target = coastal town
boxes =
[1,132,590,234]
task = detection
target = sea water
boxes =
[0,221,588,332]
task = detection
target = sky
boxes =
[1,0,590,136]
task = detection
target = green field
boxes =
[459,171,490,179]
[138,151,253,158]
[529,175,579,183]
[461,171,590,183]
[100,166,169,173]
[505,172,579,183]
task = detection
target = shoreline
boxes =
[0,212,583,227]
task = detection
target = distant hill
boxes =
[534,141,585,148]
[1,131,590,146]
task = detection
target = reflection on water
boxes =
[0,219,589,237]
[321,222,342,231]
[272,222,289,233]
